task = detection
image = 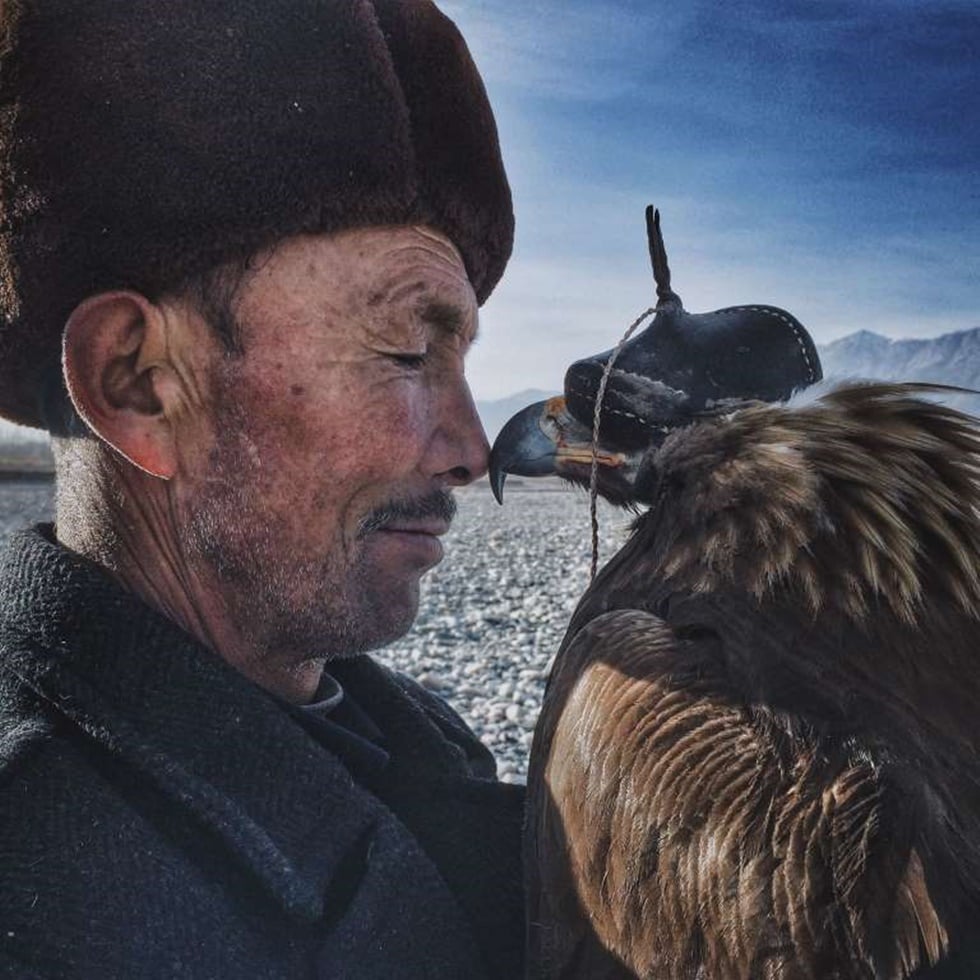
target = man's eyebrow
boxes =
[420,300,474,339]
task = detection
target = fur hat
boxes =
[0,0,513,428]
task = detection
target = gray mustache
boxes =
[357,491,457,537]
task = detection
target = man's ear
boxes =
[62,291,187,478]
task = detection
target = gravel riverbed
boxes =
[0,477,629,782]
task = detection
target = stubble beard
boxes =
[183,417,456,665]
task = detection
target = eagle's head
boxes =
[489,207,823,505]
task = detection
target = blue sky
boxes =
[444,0,979,398]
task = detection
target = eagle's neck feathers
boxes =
[638,383,980,629]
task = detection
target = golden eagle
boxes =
[490,211,980,978]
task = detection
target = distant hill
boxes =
[0,419,52,473]
[817,326,980,415]
[475,388,554,441]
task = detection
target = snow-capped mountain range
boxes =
[477,327,980,438]
[819,327,980,392]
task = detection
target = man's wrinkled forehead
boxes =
[231,225,479,340]
[359,226,479,337]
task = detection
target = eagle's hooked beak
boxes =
[488,396,626,503]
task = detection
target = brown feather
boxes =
[649,384,980,626]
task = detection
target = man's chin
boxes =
[329,572,423,658]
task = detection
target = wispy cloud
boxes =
[440,1,686,103]
[442,0,979,399]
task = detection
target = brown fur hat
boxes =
[0,0,513,428]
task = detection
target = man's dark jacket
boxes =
[0,526,525,978]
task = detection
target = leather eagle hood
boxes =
[0,0,513,428]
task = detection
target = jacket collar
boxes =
[0,524,402,922]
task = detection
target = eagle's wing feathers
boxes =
[527,609,949,980]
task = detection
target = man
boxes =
[0,2,523,977]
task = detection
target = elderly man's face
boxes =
[181,226,487,663]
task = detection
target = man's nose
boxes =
[433,378,489,487]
